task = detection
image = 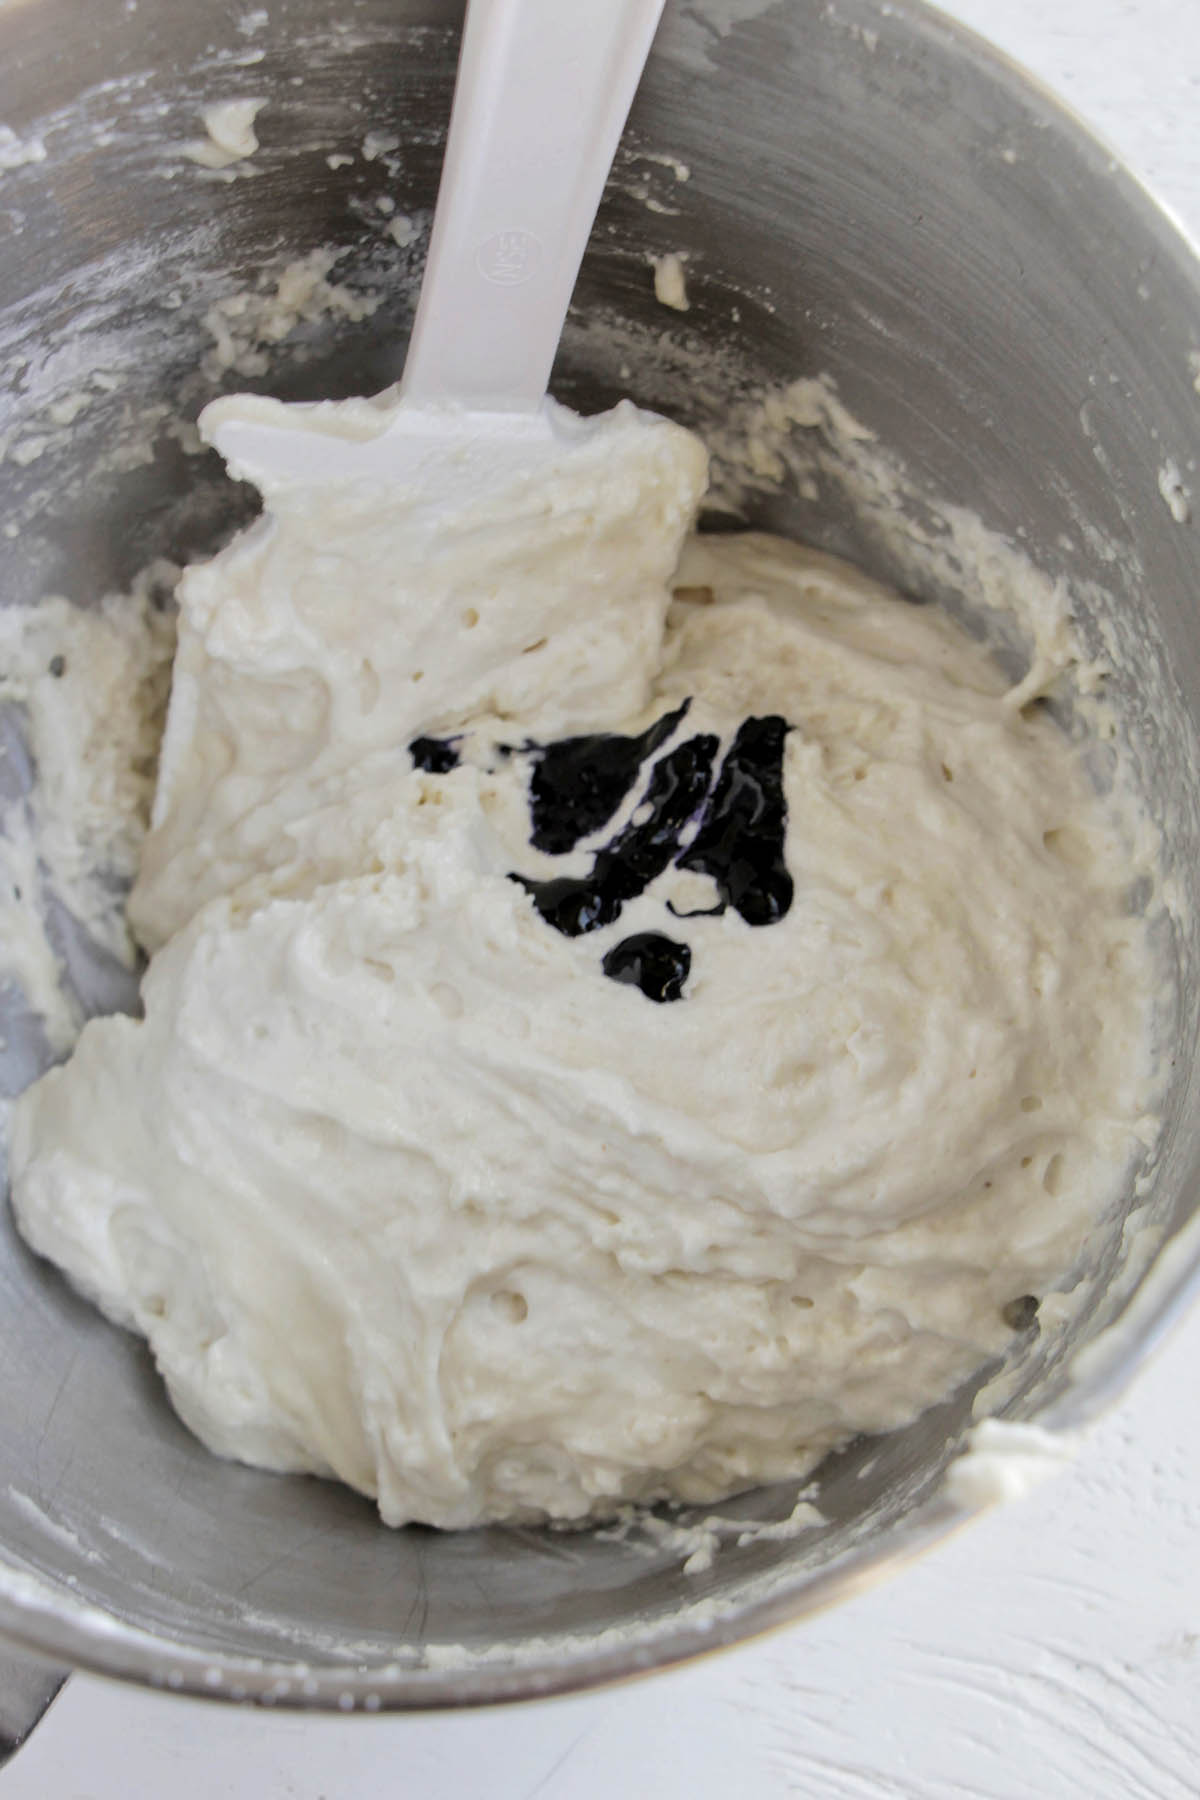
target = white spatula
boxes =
[201,0,667,492]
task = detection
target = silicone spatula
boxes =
[200,0,667,491]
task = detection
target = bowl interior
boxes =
[0,0,1198,1703]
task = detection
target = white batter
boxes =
[7,396,1155,1528]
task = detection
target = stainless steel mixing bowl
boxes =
[2,0,1200,1748]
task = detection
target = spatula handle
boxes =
[401,0,665,410]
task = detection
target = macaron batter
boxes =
[8,394,1157,1528]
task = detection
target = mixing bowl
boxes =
[2,0,1199,1742]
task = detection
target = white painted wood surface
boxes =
[6,1,1200,1793]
